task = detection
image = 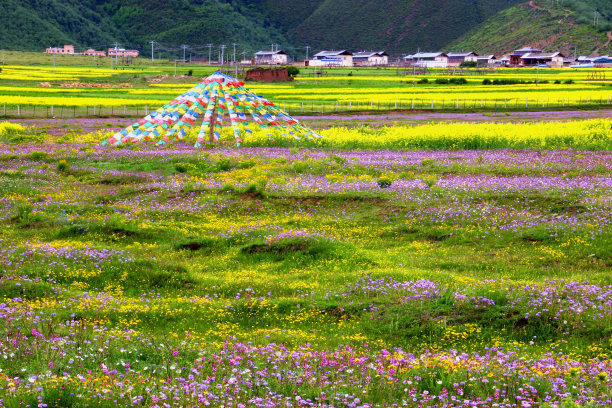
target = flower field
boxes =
[0,116,610,407]
[1,65,612,114]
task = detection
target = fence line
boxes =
[1,96,611,119]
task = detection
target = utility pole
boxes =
[207,44,213,65]
[305,46,310,60]
[114,41,119,65]
[150,41,155,62]
[53,53,56,72]
[182,44,187,62]
[220,44,226,66]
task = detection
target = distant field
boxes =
[1,61,611,115]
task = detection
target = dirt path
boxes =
[593,31,612,56]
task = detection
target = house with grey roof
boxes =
[447,52,478,66]
[311,50,353,67]
[353,51,389,66]
[404,52,449,68]
[520,52,564,67]
[509,46,542,66]
[255,50,288,65]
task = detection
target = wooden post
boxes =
[208,108,218,144]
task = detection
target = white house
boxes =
[404,52,449,68]
[254,50,288,65]
[353,51,389,66]
[311,50,353,67]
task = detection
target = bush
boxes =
[554,80,561,84]
[174,162,196,173]
[449,77,467,84]
[187,69,193,76]
[565,79,574,84]
[482,79,492,85]
[460,61,477,67]
[28,150,48,161]
[286,66,300,77]
[434,78,449,84]
[57,160,70,172]
[417,78,429,84]
[377,176,392,189]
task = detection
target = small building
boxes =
[404,52,449,68]
[594,56,612,67]
[83,48,106,57]
[312,50,353,67]
[245,67,291,82]
[45,45,75,54]
[471,54,497,67]
[447,52,478,66]
[520,52,564,67]
[108,48,139,58]
[577,56,596,64]
[509,46,542,66]
[353,51,389,66]
[254,50,288,65]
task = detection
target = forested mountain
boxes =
[1,0,610,58]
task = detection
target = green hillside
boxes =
[449,1,612,56]
[279,0,524,56]
[0,0,610,57]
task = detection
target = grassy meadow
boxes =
[0,58,611,407]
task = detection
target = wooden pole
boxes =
[208,108,218,143]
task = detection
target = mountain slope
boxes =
[281,0,524,56]
[449,1,612,56]
[0,0,124,51]
[0,0,610,57]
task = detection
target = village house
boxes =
[594,56,612,67]
[83,48,106,57]
[520,52,564,67]
[352,51,389,66]
[108,48,139,58]
[470,54,497,67]
[310,50,353,67]
[404,52,449,68]
[509,46,541,66]
[254,50,288,65]
[45,45,75,54]
[447,52,478,66]
[577,56,596,64]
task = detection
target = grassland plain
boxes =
[1,64,612,115]
[0,118,610,407]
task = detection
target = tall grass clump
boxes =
[0,122,28,143]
